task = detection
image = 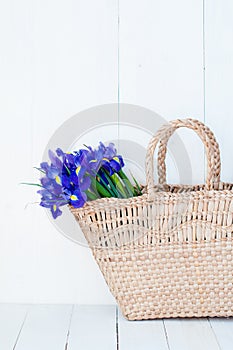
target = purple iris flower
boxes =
[102,142,117,159]
[61,149,92,203]
[56,148,66,160]
[97,168,109,186]
[63,149,89,172]
[83,149,103,175]
[64,189,86,208]
[62,172,91,202]
[109,155,124,172]
[81,142,124,176]
[36,143,126,219]
[38,149,69,219]
[37,188,67,219]
[48,150,63,169]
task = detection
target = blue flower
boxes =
[80,142,124,176]
[103,142,117,159]
[48,150,63,169]
[56,148,66,160]
[64,189,86,208]
[97,168,109,186]
[35,142,129,219]
[109,155,124,172]
[38,149,68,218]
[37,188,67,219]
[101,154,124,176]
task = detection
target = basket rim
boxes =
[69,181,233,214]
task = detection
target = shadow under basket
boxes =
[70,118,233,320]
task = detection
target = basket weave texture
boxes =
[70,119,233,320]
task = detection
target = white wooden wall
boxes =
[0,0,232,303]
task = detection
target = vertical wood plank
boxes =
[118,310,169,350]
[0,304,29,350]
[32,0,118,149]
[0,0,36,305]
[0,0,118,305]
[209,318,233,350]
[14,304,73,350]
[205,0,233,182]
[31,0,119,305]
[67,305,117,350]
[164,318,220,350]
[119,0,205,186]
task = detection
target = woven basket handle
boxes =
[146,118,221,198]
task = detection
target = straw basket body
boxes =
[70,119,233,320]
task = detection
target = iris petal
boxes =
[80,176,91,191]
[49,150,63,169]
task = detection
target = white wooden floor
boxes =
[1,304,233,350]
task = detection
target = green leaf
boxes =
[102,169,120,198]
[122,178,134,197]
[89,178,100,198]
[130,170,142,195]
[33,167,46,174]
[86,190,98,200]
[90,175,115,197]
[20,182,43,187]
[64,164,71,175]
[111,173,128,198]
[96,181,112,198]
[91,170,116,197]
[118,170,136,196]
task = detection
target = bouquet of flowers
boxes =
[26,142,142,219]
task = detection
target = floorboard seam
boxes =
[64,304,75,350]
[12,305,31,350]
[116,306,119,350]
[162,319,171,350]
[207,318,222,350]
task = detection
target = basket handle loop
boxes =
[145,118,221,199]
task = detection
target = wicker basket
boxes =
[70,118,233,320]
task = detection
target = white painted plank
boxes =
[205,0,233,182]
[30,0,119,306]
[0,0,36,305]
[14,304,73,350]
[32,0,118,150]
[164,318,220,350]
[67,305,117,350]
[209,318,233,350]
[0,0,118,306]
[119,0,205,186]
[0,304,29,350]
[118,310,169,350]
